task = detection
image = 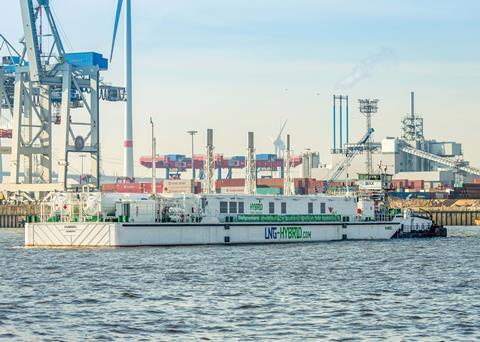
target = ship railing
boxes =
[374,213,393,222]
[401,223,430,233]
[330,188,357,197]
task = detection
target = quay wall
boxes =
[0,204,40,228]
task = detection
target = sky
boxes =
[1,0,480,177]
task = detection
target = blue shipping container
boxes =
[256,154,276,161]
[165,154,185,161]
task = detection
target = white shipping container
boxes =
[163,180,194,194]
[164,180,194,188]
[166,189,193,194]
[220,186,245,194]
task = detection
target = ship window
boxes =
[238,202,244,214]
[320,203,326,214]
[308,202,313,214]
[220,201,228,214]
[281,202,287,214]
[269,202,275,214]
[229,201,237,214]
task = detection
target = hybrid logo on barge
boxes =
[265,226,312,240]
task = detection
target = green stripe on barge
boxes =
[236,214,342,223]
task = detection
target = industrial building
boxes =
[314,92,479,189]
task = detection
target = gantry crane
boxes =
[2,0,125,198]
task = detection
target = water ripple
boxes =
[0,227,479,340]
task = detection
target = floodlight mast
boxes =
[358,99,379,174]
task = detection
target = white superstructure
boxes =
[25,191,432,247]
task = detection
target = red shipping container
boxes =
[257,178,283,187]
[216,179,244,187]
[142,182,164,194]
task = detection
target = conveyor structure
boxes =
[400,145,480,177]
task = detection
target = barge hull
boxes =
[25,222,400,247]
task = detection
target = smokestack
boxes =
[207,128,213,147]
[284,134,293,195]
[204,128,215,193]
[248,131,254,149]
[411,91,415,119]
[245,131,256,195]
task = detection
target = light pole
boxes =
[79,154,86,184]
[187,130,198,180]
[150,117,157,195]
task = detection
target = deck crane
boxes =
[3,0,126,197]
[325,128,374,190]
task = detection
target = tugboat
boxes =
[355,172,445,238]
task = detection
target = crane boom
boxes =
[327,128,374,184]
[19,0,66,83]
[40,0,66,57]
[19,0,43,82]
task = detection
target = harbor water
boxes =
[0,227,479,340]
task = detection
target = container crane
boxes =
[3,0,126,197]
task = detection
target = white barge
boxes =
[25,192,432,247]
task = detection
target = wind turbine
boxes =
[110,0,134,179]
[272,120,288,157]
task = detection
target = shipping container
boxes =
[256,187,281,195]
[165,154,186,161]
[0,129,12,138]
[256,154,276,161]
[216,179,245,187]
[163,179,194,194]
[220,186,245,194]
[257,178,283,188]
